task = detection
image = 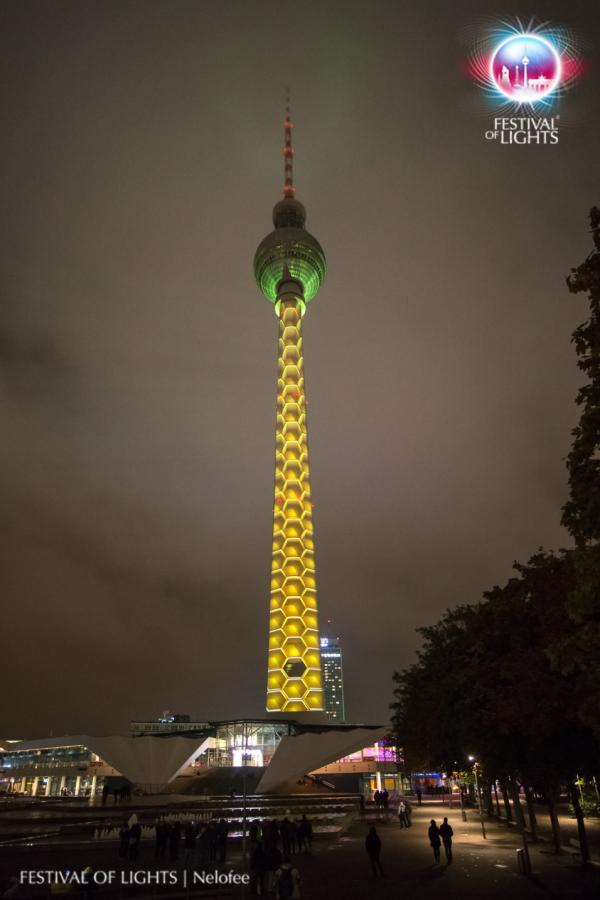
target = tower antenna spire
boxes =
[283,87,295,198]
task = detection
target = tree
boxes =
[562,207,600,544]
[550,208,600,744]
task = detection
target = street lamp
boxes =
[469,756,486,840]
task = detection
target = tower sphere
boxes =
[254,198,326,311]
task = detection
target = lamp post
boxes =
[469,756,486,840]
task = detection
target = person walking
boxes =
[365,827,384,877]
[129,820,142,861]
[168,821,181,861]
[184,820,197,868]
[439,817,453,862]
[154,820,167,859]
[397,799,409,829]
[249,841,267,897]
[275,857,301,899]
[416,788,422,806]
[298,815,312,855]
[281,818,292,858]
[217,818,230,863]
[196,824,210,866]
[118,823,130,858]
[428,819,441,864]
[265,844,283,897]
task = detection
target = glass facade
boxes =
[0,745,105,797]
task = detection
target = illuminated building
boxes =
[0,721,388,795]
[254,98,326,713]
[320,636,346,722]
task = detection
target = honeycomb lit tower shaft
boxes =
[268,299,323,712]
[254,97,327,712]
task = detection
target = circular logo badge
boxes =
[490,34,561,103]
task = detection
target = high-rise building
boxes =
[254,99,326,713]
[320,636,346,722]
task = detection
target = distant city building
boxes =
[320,636,345,722]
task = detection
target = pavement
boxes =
[2,799,600,899]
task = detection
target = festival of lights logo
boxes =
[470,19,582,110]
[469,19,583,144]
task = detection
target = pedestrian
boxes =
[290,820,298,855]
[298,815,312,855]
[217,818,229,863]
[405,799,413,827]
[373,789,381,810]
[129,820,142,860]
[155,820,168,858]
[416,788,422,806]
[265,844,283,897]
[381,789,389,813]
[208,820,218,862]
[249,841,267,897]
[275,857,301,899]
[169,821,181,861]
[197,824,210,865]
[397,799,409,829]
[281,817,292,857]
[428,819,441,864]
[365,827,384,877]
[184,821,197,867]
[439,817,453,862]
[118,823,130,858]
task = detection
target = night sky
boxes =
[1,1,599,738]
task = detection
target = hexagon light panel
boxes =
[266,302,324,712]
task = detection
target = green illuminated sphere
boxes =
[254,198,326,308]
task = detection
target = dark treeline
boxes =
[391,209,600,864]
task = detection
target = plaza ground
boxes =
[2,797,600,899]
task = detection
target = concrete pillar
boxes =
[90,775,97,797]
[376,771,382,792]
[75,775,81,797]
[20,777,26,793]
[45,777,52,797]
[31,777,39,797]
[59,776,66,796]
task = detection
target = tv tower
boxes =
[254,95,326,713]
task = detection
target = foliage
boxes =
[562,207,600,544]
[391,549,599,793]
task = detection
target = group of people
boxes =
[157,817,230,864]
[249,816,312,898]
[103,783,132,805]
[118,820,142,860]
[117,816,231,865]
[372,788,390,811]
[364,804,455,878]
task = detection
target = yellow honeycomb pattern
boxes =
[266,300,324,712]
